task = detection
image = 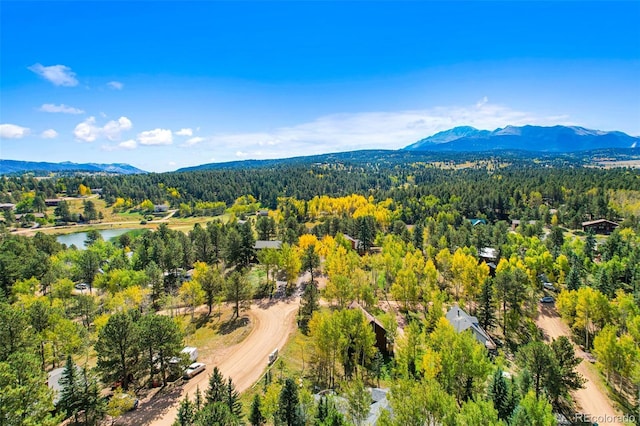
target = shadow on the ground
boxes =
[117,382,184,425]
[219,316,249,335]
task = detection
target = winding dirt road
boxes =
[119,297,299,426]
[536,303,623,425]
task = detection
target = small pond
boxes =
[56,228,136,249]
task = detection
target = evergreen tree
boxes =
[301,244,320,284]
[57,355,82,423]
[206,367,226,404]
[566,264,581,291]
[548,336,585,404]
[226,377,243,419]
[477,278,497,331]
[488,368,512,421]
[584,229,596,261]
[279,377,303,426]
[249,394,265,426]
[194,402,240,426]
[225,271,252,320]
[80,367,106,426]
[238,221,256,268]
[94,310,140,391]
[174,394,195,426]
[412,222,424,252]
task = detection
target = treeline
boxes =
[2,159,638,230]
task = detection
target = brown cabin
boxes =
[349,302,391,356]
[582,219,619,235]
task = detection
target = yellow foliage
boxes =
[78,184,92,196]
[298,234,319,250]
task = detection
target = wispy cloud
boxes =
[39,103,85,114]
[74,116,133,142]
[28,63,78,87]
[191,99,571,160]
[0,124,31,139]
[41,129,58,139]
[137,129,173,146]
[176,128,193,136]
[182,136,205,147]
[107,81,124,90]
[101,139,137,151]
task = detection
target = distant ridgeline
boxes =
[0,160,147,176]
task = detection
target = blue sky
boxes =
[1,1,639,172]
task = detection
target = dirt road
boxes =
[119,297,299,426]
[536,303,623,425]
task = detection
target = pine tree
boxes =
[249,394,265,426]
[81,367,106,426]
[194,386,203,411]
[488,368,511,421]
[226,377,243,419]
[174,395,195,426]
[567,264,581,291]
[477,278,497,331]
[206,367,226,404]
[278,378,302,426]
[57,355,82,423]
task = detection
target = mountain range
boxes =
[2,125,638,174]
[404,125,639,152]
[0,160,147,175]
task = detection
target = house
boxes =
[154,204,169,213]
[511,219,538,230]
[45,198,62,207]
[445,304,496,350]
[254,240,282,250]
[582,219,619,235]
[256,209,269,217]
[0,203,15,210]
[342,234,362,252]
[349,302,391,356]
[314,387,390,426]
[479,247,498,263]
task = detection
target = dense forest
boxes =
[0,153,639,425]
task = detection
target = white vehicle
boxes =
[74,283,88,290]
[182,347,198,363]
[268,348,278,365]
[543,282,556,291]
[183,362,206,379]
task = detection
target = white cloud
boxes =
[199,99,571,160]
[74,116,132,142]
[39,103,85,114]
[28,63,78,87]
[137,128,173,146]
[183,136,205,147]
[118,139,137,149]
[0,124,30,139]
[107,81,124,90]
[176,128,193,136]
[41,129,58,139]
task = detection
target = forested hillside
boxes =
[0,154,638,425]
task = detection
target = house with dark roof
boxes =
[445,304,496,350]
[582,219,619,235]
